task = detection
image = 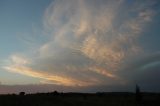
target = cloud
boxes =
[3,54,95,86]
[119,52,160,81]
[3,0,160,89]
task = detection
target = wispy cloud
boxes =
[3,0,159,88]
[4,65,92,86]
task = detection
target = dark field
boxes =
[0,92,160,106]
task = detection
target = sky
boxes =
[0,0,160,94]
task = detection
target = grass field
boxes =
[0,92,160,106]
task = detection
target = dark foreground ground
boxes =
[0,92,160,106]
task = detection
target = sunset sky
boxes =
[0,0,160,93]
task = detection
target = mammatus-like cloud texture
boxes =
[3,0,160,89]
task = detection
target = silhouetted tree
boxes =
[52,91,59,96]
[19,92,25,96]
[135,84,142,103]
